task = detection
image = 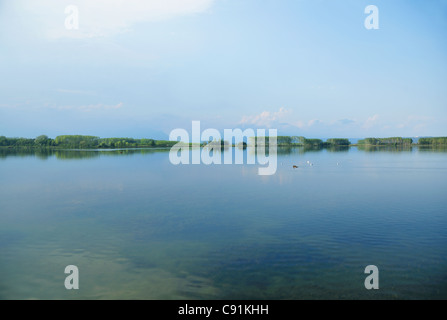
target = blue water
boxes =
[0,146,446,299]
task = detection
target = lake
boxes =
[0,146,446,299]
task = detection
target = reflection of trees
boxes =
[247,146,278,157]
[203,140,230,150]
[357,145,447,153]
[0,148,55,160]
[418,145,447,153]
[55,148,171,159]
[278,146,329,155]
[326,146,350,153]
[357,145,413,153]
[247,144,438,155]
[3,144,445,161]
[247,146,350,156]
[0,148,172,160]
[34,149,55,160]
[55,150,101,160]
[300,145,323,153]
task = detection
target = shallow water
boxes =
[0,146,446,299]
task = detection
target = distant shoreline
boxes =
[1,144,446,151]
[1,135,446,150]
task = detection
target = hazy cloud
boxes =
[307,119,321,127]
[57,89,97,96]
[57,102,124,111]
[363,114,380,129]
[396,115,434,134]
[240,108,292,128]
[13,0,215,39]
[338,118,356,125]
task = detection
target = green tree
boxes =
[35,135,50,146]
[326,138,351,146]
[0,136,7,146]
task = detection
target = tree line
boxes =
[2,134,446,149]
[0,135,352,149]
[357,137,413,146]
[0,135,178,149]
[249,136,351,147]
[418,137,447,145]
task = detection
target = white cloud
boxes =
[307,119,321,127]
[292,120,305,129]
[57,102,124,111]
[240,108,291,128]
[0,104,18,109]
[12,0,215,39]
[363,114,380,129]
[338,118,356,125]
[395,115,434,133]
[57,89,97,96]
[81,102,124,111]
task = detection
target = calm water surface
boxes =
[0,146,446,299]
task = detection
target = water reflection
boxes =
[1,144,447,299]
[417,145,447,152]
[1,145,447,161]
[0,148,55,159]
[357,145,414,153]
[0,148,171,160]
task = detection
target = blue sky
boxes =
[0,0,446,139]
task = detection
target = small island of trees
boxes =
[418,137,447,146]
[357,137,413,146]
[357,137,447,146]
[249,136,351,147]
